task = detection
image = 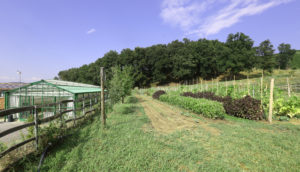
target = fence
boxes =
[141,76,300,99]
[0,95,99,159]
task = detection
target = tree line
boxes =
[58,32,296,87]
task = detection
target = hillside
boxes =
[291,50,300,69]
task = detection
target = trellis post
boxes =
[100,67,106,126]
[287,77,291,97]
[34,106,38,150]
[268,78,274,123]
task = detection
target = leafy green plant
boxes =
[159,94,225,119]
[274,96,300,118]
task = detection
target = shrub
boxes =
[152,90,166,100]
[159,94,225,119]
[224,95,263,120]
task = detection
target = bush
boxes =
[224,95,263,120]
[159,94,225,119]
[152,90,166,100]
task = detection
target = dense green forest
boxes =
[58,32,297,87]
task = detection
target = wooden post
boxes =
[260,77,263,108]
[247,75,250,95]
[225,79,228,96]
[201,79,203,92]
[82,100,85,116]
[100,67,106,126]
[59,103,63,128]
[217,81,219,95]
[90,98,92,111]
[287,77,291,97]
[73,101,76,126]
[34,106,38,150]
[233,75,236,96]
[268,78,274,123]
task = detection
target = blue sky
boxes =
[0,0,299,82]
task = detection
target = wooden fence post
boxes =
[233,75,236,96]
[59,103,63,128]
[82,100,85,116]
[100,67,106,126]
[90,98,92,111]
[260,77,263,108]
[247,75,250,95]
[287,77,291,97]
[268,78,274,123]
[34,106,38,150]
[73,101,76,126]
[225,79,228,96]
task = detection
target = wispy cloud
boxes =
[160,0,293,37]
[86,28,96,34]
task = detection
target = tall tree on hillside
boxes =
[225,32,256,75]
[256,39,276,73]
[277,43,296,69]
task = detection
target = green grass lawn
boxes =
[11,100,300,172]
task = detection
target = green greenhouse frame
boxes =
[4,80,101,121]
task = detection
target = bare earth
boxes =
[136,95,220,135]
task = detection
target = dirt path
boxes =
[137,95,220,135]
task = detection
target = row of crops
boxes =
[142,79,300,121]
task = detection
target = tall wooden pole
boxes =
[100,67,106,126]
[268,78,274,123]
[287,77,291,97]
[34,106,38,150]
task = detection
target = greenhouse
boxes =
[4,80,101,121]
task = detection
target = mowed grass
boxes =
[12,98,300,171]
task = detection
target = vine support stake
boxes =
[100,67,106,126]
[268,78,274,123]
[287,77,291,97]
[260,77,263,108]
[34,105,38,151]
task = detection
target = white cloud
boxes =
[86,28,96,34]
[160,0,293,37]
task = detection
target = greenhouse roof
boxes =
[7,79,101,96]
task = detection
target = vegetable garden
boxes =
[141,71,300,122]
